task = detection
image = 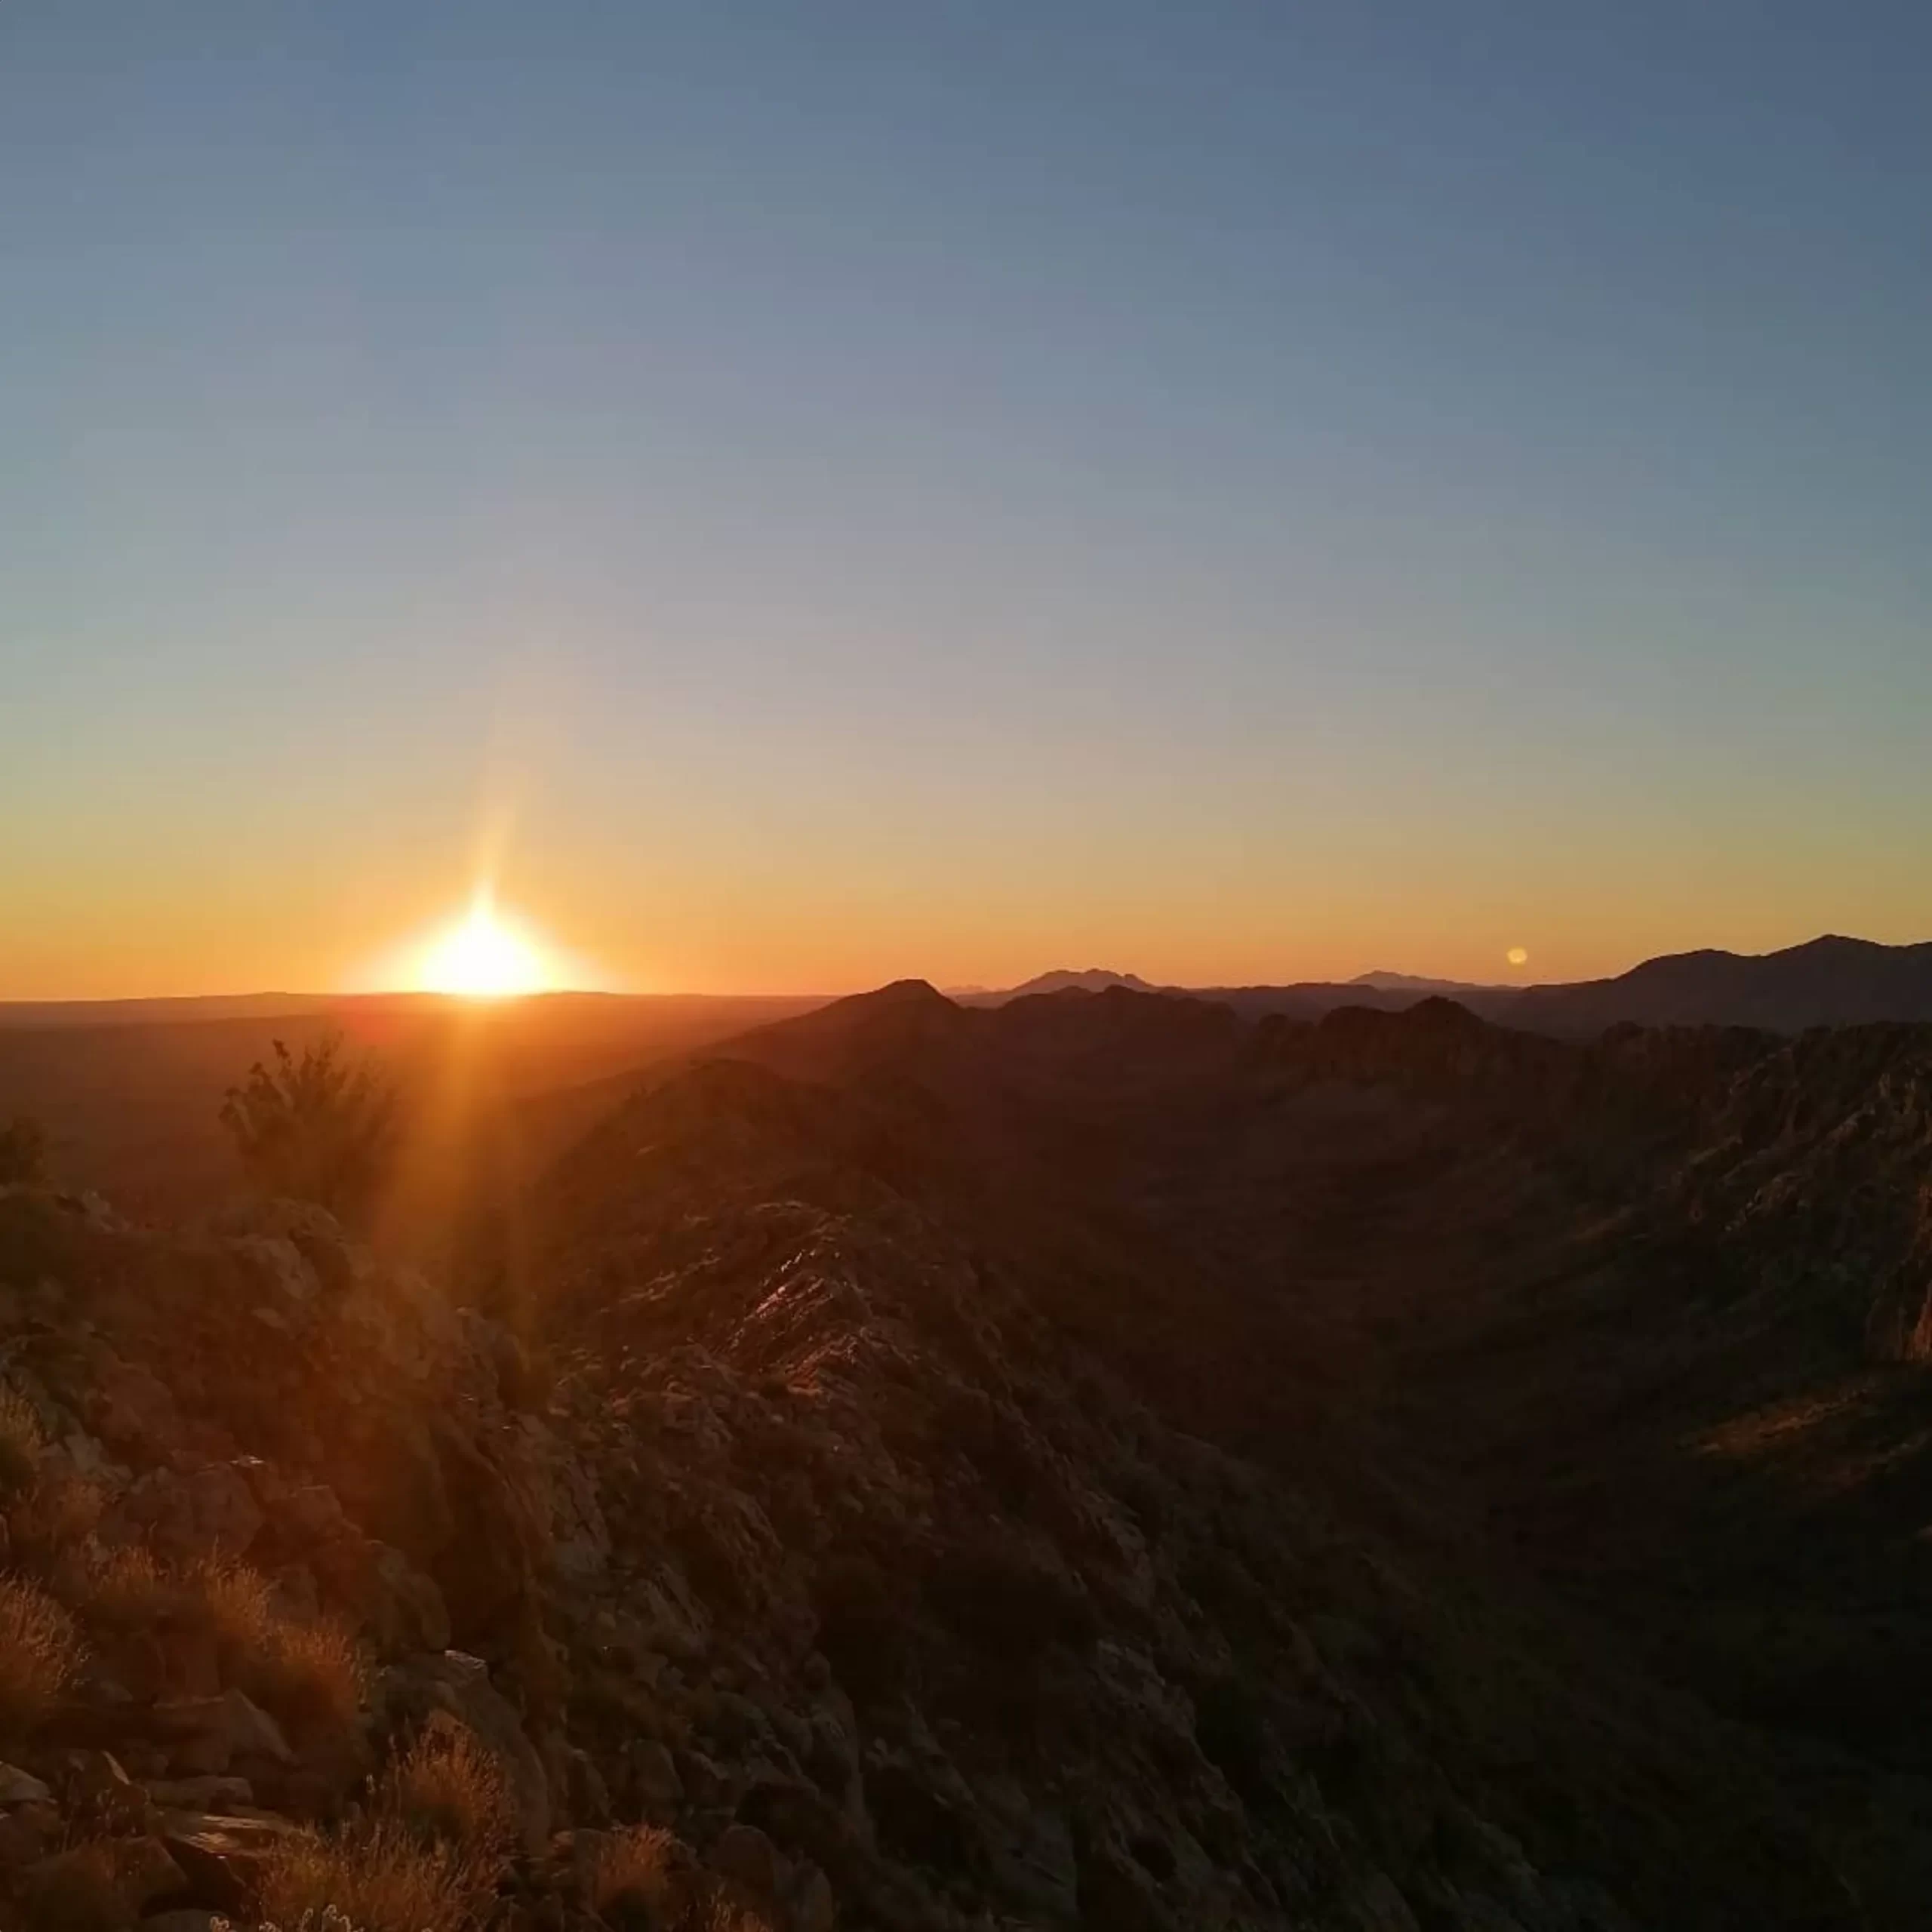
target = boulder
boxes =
[118,1836,192,1915]
[789,1861,838,1932]
[157,1810,305,1915]
[151,1690,293,1771]
[60,1749,153,1832]
[142,1776,253,1811]
[311,1530,452,1654]
[106,1463,263,1565]
[712,1821,788,1908]
[0,1761,51,1804]
[21,1835,186,1930]
[629,1737,685,1816]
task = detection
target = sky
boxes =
[4,2,1930,998]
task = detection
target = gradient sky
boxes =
[5,3,1930,998]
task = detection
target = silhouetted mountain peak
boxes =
[837,977,955,1009]
[1350,968,1502,994]
[1003,966,1157,1000]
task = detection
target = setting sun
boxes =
[417,891,552,997]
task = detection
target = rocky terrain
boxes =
[2,981,1931,1928]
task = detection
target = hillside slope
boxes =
[4,983,1932,1927]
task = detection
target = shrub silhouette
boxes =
[220,1035,399,1226]
[0,1118,45,1186]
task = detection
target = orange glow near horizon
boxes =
[412,889,555,998]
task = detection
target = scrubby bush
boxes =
[0,1574,84,1739]
[589,1823,678,1923]
[0,1386,43,1498]
[0,1190,67,1289]
[0,1117,45,1186]
[254,1815,500,1932]
[8,1468,106,1569]
[383,1724,514,1858]
[220,1035,399,1226]
[197,1560,364,1739]
[66,1541,176,1629]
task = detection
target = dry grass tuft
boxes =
[198,1555,276,1651]
[589,1822,678,1920]
[383,1724,515,1857]
[8,1469,104,1564]
[0,1573,83,1740]
[696,1899,777,1932]
[65,1540,177,1628]
[0,1386,44,1498]
[251,1612,365,1737]
[242,1911,368,1932]
[254,1815,500,1932]
[197,1559,364,1738]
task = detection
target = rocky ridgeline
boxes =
[519,1057,1868,1931]
[0,1001,1916,1930]
[1260,1000,1932,1358]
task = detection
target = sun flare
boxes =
[417,891,552,997]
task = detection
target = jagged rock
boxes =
[713,1820,788,1901]
[0,1810,45,1869]
[560,1740,613,1825]
[629,1737,685,1814]
[678,1747,732,1809]
[1353,1872,1422,1930]
[60,1748,154,1832]
[1075,1838,1175,1932]
[142,1775,253,1810]
[789,1860,838,1932]
[279,1481,347,1543]
[229,1235,319,1308]
[118,1836,192,1915]
[21,1835,186,1928]
[106,1462,263,1564]
[978,1785,1077,1921]
[157,1810,304,1914]
[310,1528,451,1653]
[0,1761,51,1804]
[152,1689,293,1770]
[736,1776,872,1897]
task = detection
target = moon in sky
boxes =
[1506,946,1530,968]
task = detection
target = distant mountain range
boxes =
[11,935,1932,1041]
[985,968,1158,1001]
[1349,968,1505,995]
[971,936,1932,1035]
